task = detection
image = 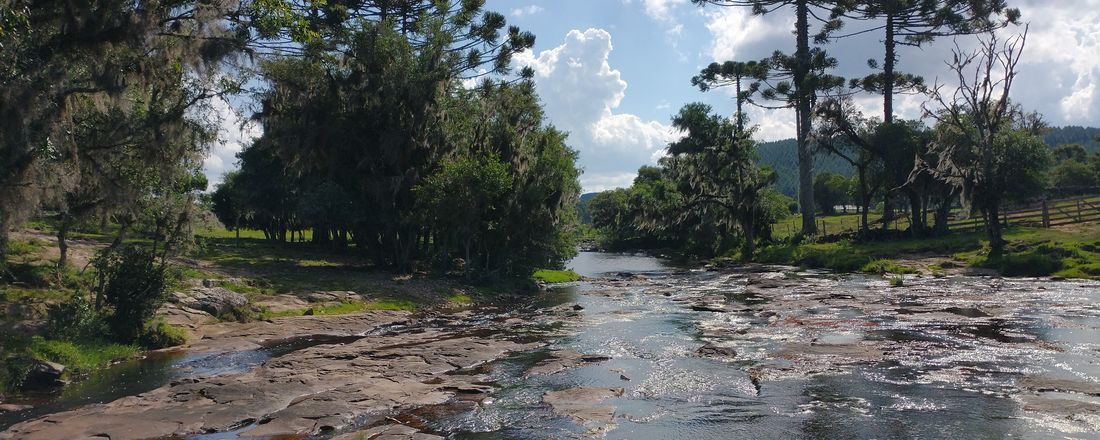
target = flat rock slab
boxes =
[0,312,542,440]
[1018,376,1100,396]
[332,424,443,440]
[527,350,611,376]
[543,387,624,427]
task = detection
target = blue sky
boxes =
[203,0,1100,193]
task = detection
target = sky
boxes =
[203,0,1100,193]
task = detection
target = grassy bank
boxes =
[532,269,581,283]
[753,224,1100,279]
[1,336,139,392]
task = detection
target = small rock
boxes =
[0,403,33,412]
[619,374,631,381]
[696,343,737,358]
[303,308,315,316]
[572,304,585,311]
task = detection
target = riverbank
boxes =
[744,223,1100,279]
[0,227,560,404]
[1,301,585,439]
[6,250,1100,438]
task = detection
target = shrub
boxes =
[139,320,188,349]
[861,259,918,275]
[45,294,105,341]
[95,246,170,343]
[994,252,1063,277]
[889,276,905,287]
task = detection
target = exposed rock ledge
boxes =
[0,310,545,440]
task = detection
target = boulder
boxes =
[172,286,249,317]
[21,359,66,390]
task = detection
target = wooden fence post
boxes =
[1078,200,1084,222]
[1042,199,1050,228]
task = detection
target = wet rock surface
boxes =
[7,252,1100,439]
[543,387,624,427]
[0,308,562,440]
[526,350,612,376]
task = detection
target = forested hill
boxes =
[1044,126,1100,152]
[757,126,1100,198]
[756,139,853,198]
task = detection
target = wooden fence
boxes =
[946,195,1100,231]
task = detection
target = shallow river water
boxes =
[5,252,1100,439]
[425,252,1100,439]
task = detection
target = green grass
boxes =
[6,238,48,258]
[259,299,418,319]
[773,212,906,239]
[447,293,474,304]
[532,269,581,283]
[187,237,393,294]
[860,259,919,275]
[756,224,1100,280]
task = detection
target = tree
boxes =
[415,156,511,275]
[666,103,776,260]
[830,0,1020,123]
[692,61,767,133]
[691,0,845,236]
[0,0,246,268]
[814,172,850,215]
[250,1,536,272]
[1052,144,1088,163]
[923,28,1041,253]
[1050,162,1098,195]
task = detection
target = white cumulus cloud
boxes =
[515,28,677,192]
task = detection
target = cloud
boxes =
[510,5,543,18]
[515,29,676,192]
[703,6,790,63]
[201,97,261,191]
[642,0,686,22]
[698,1,1100,134]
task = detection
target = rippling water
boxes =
[429,252,1100,439]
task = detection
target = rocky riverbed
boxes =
[5,252,1100,439]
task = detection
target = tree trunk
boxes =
[857,165,870,235]
[934,196,952,234]
[883,13,896,124]
[57,214,70,268]
[795,0,817,236]
[882,196,894,232]
[741,211,756,262]
[987,202,1005,256]
[907,191,923,237]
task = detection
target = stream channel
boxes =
[4,251,1100,439]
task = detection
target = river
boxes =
[425,252,1100,439]
[4,251,1100,439]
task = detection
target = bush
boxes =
[95,246,170,343]
[139,320,188,349]
[45,295,105,341]
[861,259,918,275]
[993,252,1063,277]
